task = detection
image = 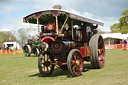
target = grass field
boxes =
[0,50,128,85]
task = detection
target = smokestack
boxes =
[52,5,62,10]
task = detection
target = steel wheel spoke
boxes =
[99,52,104,61]
[71,60,76,65]
[42,54,53,72]
[38,52,54,77]
[98,41,102,46]
[47,55,49,61]
[76,65,79,71]
[46,66,48,72]
[74,55,77,60]
[72,65,77,74]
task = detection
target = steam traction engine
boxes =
[23,6,105,77]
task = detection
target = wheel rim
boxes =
[23,46,29,56]
[98,36,105,67]
[39,52,54,76]
[35,51,37,56]
[34,48,39,56]
[70,51,83,76]
[36,48,40,56]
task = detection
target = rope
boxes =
[59,16,68,33]
[26,21,37,36]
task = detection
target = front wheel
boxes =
[23,45,31,57]
[38,51,54,77]
[34,48,40,57]
[67,49,83,77]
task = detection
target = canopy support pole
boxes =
[55,16,59,34]
[71,20,74,40]
[37,18,40,36]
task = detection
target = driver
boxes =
[40,25,47,39]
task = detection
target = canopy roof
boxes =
[23,10,104,26]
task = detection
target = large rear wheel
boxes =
[38,51,54,77]
[89,34,105,69]
[67,49,83,77]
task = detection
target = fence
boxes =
[105,44,128,50]
[0,44,127,54]
[0,49,23,54]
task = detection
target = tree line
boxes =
[110,9,128,34]
[0,28,36,45]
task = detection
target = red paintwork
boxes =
[80,47,86,57]
[79,46,91,57]
[41,36,55,44]
[84,43,87,46]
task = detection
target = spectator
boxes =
[123,39,127,51]
[10,46,14,54]
[6,46,9,54]
[3,47,5,54]
[15,47,18,54]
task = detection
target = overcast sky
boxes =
[0,0,128,32]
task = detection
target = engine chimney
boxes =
[52,5,62,10]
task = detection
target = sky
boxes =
[0,0,128,32]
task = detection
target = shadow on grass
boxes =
[28,73,43,77]
[84,63,93,69]
[28,67,69,78]
[28,63,93,78]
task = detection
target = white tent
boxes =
[101,33,128,40]
[3,42,21,49]
[101,33,128,45]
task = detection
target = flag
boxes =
[8,36,11,40]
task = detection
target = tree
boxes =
[97,28,106,34]
[4,31,17,42]
[0,32,6,45]
[0,31,17,45]
[17,28,29,44]
[110,9,128,34]
[110,23,120,33]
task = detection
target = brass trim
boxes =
[71,20,74,40]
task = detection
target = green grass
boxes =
[0,50,128,85]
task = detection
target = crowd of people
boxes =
[2,45,18,54]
